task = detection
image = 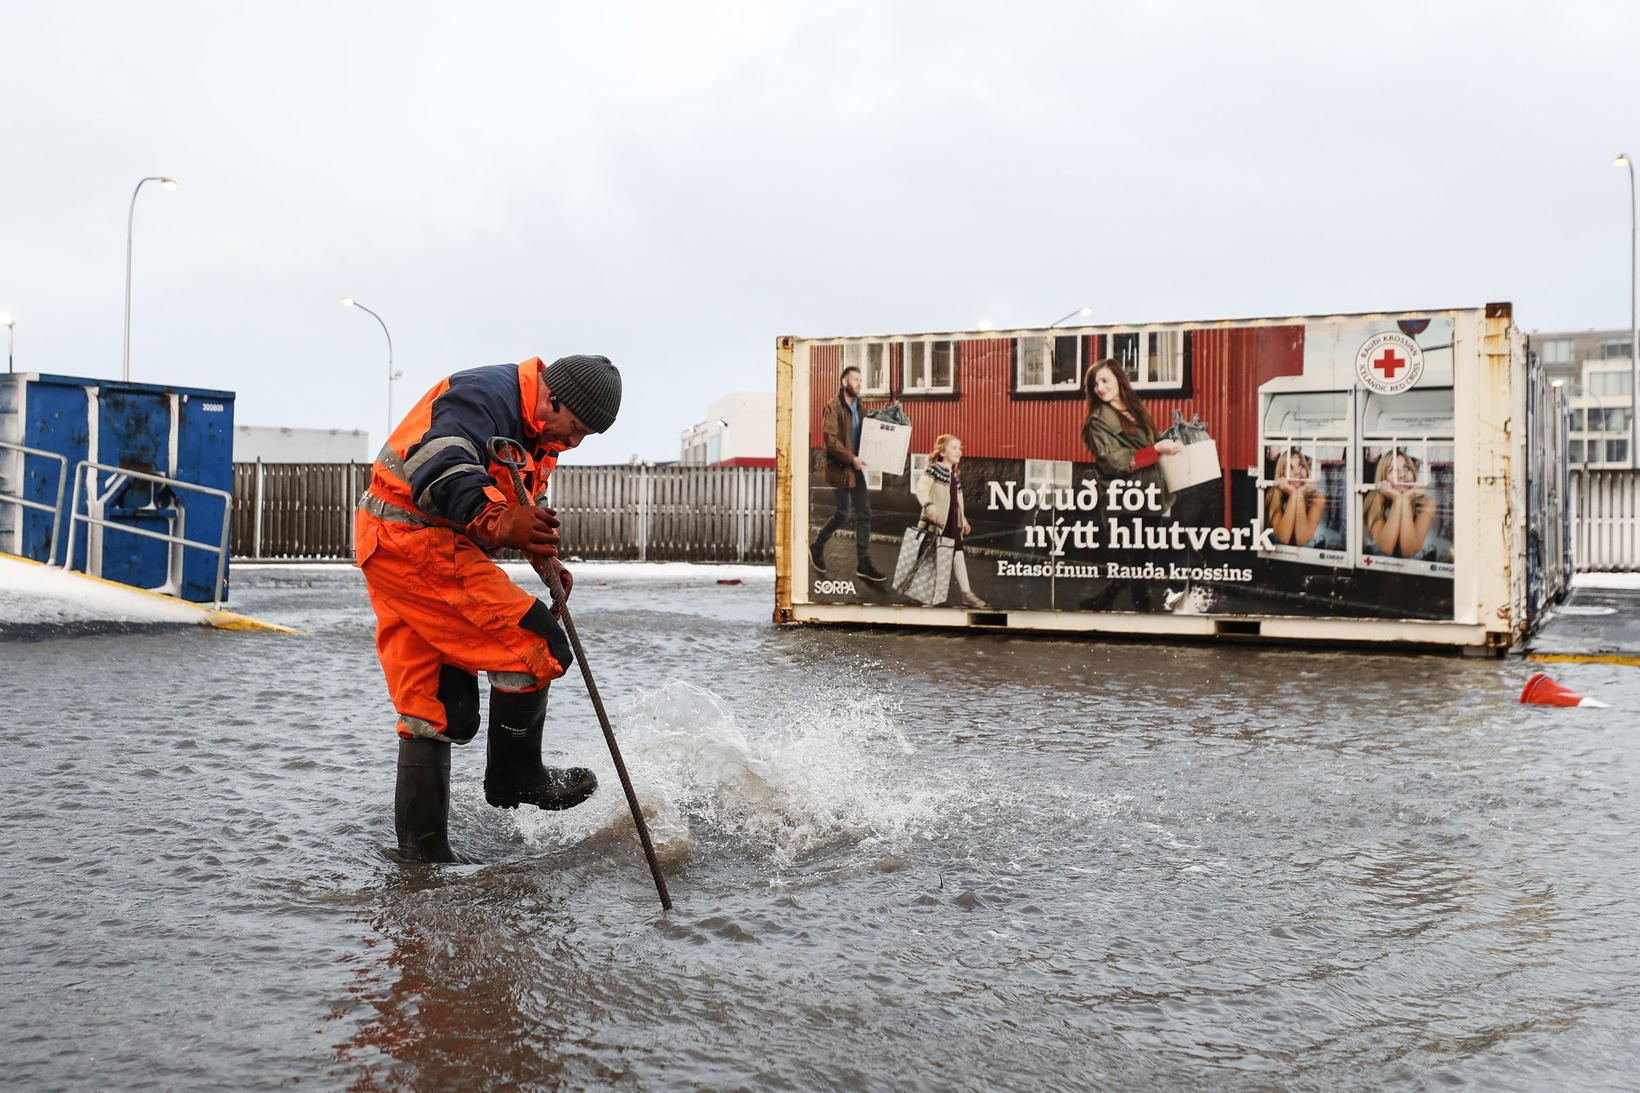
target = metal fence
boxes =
[1570,468,1640,572]
[232,461,776,563]
[234,462,372,561]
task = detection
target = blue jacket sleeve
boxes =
[406,368,520,526]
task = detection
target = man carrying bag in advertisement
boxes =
[810,364,889,585]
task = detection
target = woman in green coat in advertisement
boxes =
[1081,358,1181,611]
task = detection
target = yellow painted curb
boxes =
[202,610,302,635]
[2,552,301,635]
[1527,652,1640,669]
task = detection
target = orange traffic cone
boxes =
[1519,673,1609,709]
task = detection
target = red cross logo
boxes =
[1373,349,1406,379]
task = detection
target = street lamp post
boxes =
[124,176,177,383]
[1049,306,1093,327]
[342,298,400,440]
[1,316,13,374]
[1617,154,1637,468]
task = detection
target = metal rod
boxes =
[64,461,83,576]
[489,436,672,910]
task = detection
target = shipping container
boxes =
[0,372,236,603]
[774,304,1569,652]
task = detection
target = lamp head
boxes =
[0,315,13,329]
[341,297,356,308]
[1077,306,1093,316]
[1617,154,1632,168]
[160,177,178,190]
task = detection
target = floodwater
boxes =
[3,564,1638,1091]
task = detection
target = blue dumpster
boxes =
[0,372,236,603]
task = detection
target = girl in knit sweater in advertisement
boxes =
[913,434,988,608]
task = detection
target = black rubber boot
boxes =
[395,738,455,863]
[484,687,599,811]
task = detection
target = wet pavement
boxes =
[3,562,1638,1090]
[1527,581,1640,666]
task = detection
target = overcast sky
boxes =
[3,1,1638,459]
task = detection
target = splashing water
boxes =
[511,680,958,867]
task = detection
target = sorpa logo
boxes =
[813,579,857,596]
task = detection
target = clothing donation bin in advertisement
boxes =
[1256,380,1351,571]
[0,372,236,604]
[773,304,1568,653]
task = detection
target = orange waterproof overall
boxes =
[354,358,566,741]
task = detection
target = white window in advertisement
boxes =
[1108,330,1186,389]
[908,452,929,493]
[1023,459,1072,494]
[844,341,890,395]
[1016,335,1082,392]
[1017,336,1049,389]
[903,339,955,394]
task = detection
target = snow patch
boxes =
[1572,572,1640,590]
[0,555,204,627]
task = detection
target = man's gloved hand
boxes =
[467,501,560,557]
[530,555,572,605]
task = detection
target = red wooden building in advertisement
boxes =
[806,323,1306,517]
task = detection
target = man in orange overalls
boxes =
[354,354,622,862]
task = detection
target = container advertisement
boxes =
[799,315,1466,621]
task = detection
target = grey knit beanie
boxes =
[543,354,622,433]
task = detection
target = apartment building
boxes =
[1532,328,1635,467]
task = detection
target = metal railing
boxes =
[0,439,69,561]
[65,460,234,606]
[1570,467,1640,571]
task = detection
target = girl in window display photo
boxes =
[914,433,987,608]
[1363,447,1437,559]
[1265,448,1327,547]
